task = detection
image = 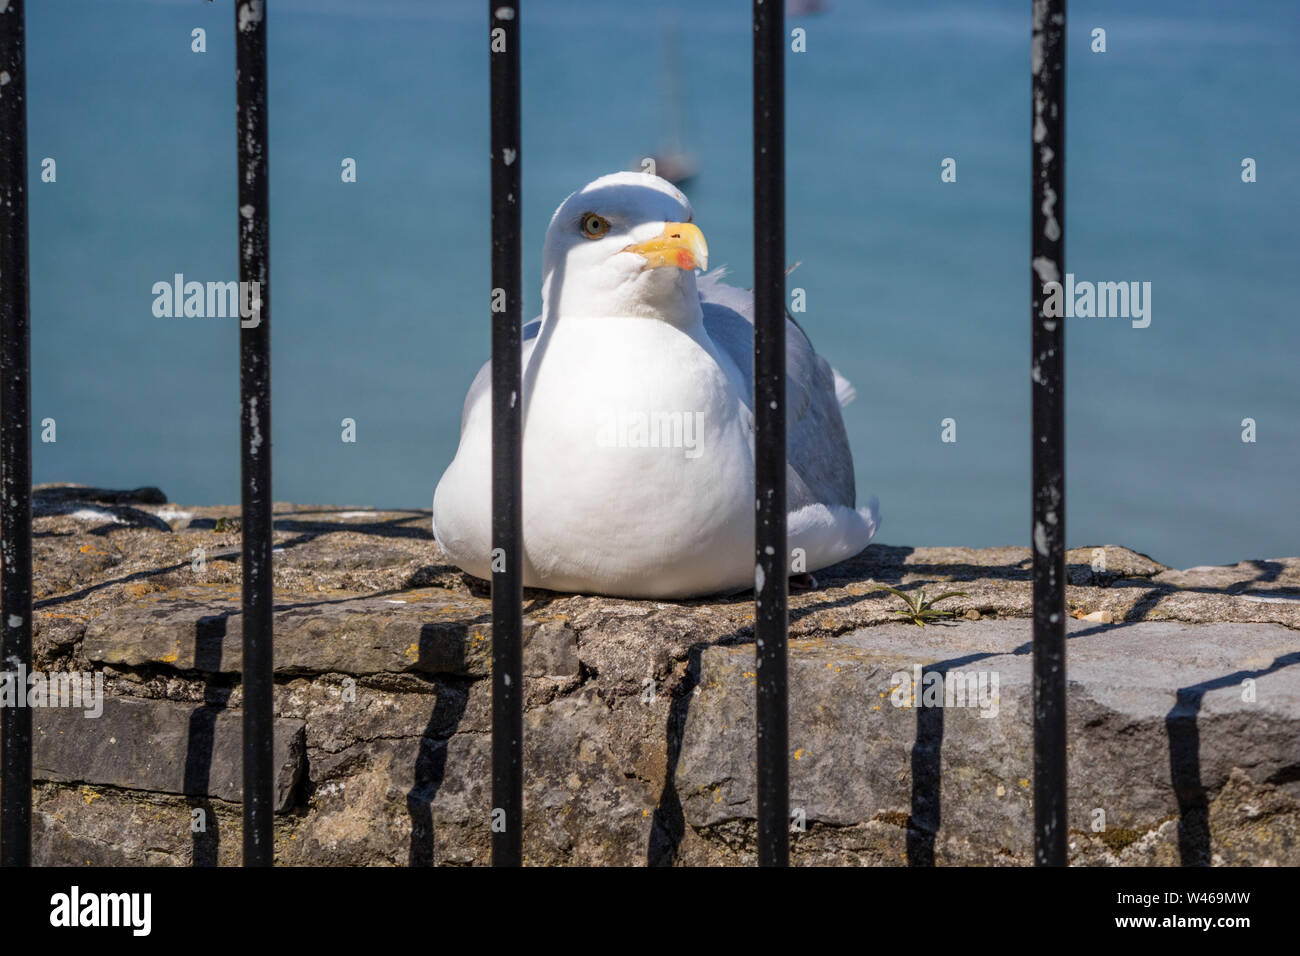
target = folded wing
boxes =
[697,269,859,514]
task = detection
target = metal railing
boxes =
[0,0,32,872]
[1030,0,1068,867]
[0,0,1069,868]
[236,0,275,868]
[488,0,524,869]
[752,0,790,869]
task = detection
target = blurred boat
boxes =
[644,150,696,189]
[638,16,697,189]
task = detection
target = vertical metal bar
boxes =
[236,0,274,867]
[753,0,789,868]
[489,0,523,868]
[1031,0,1067,867]
[0,0,31,870]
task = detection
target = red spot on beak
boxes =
[677,249,694,269]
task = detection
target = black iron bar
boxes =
[1030,0,1067,867]
[236,0,274,867]
[753,0,789,868]
[0,0,31,870]
[489,0,523,868]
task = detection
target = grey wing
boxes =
[698,272,858,511]
[458,316,542,434]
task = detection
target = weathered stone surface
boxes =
[33,696,306,811]
[1153,557,1300,596]
[33,784,248,867]
[275,535,415,572]
[33,483,173,533]
[18,489,1300,865]
[80,586,492,677]
[676,618,1300,865]
[36,483,168,506]
[82,586,578,681]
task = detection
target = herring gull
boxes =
[433,171,878,598]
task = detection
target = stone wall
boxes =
[12,485,1300,865]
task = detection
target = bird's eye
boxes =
[580,214,609,239]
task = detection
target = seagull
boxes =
[433,171,878,599]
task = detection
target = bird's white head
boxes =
[541,171,708,327]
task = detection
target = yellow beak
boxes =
[623,221,708,272]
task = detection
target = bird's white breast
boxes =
[434,315,758,597]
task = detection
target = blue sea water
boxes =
[26,0,1300,569]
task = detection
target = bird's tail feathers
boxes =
[833,369,857,407]
[859,496,880,540]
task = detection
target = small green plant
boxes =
[868,585,969,627]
